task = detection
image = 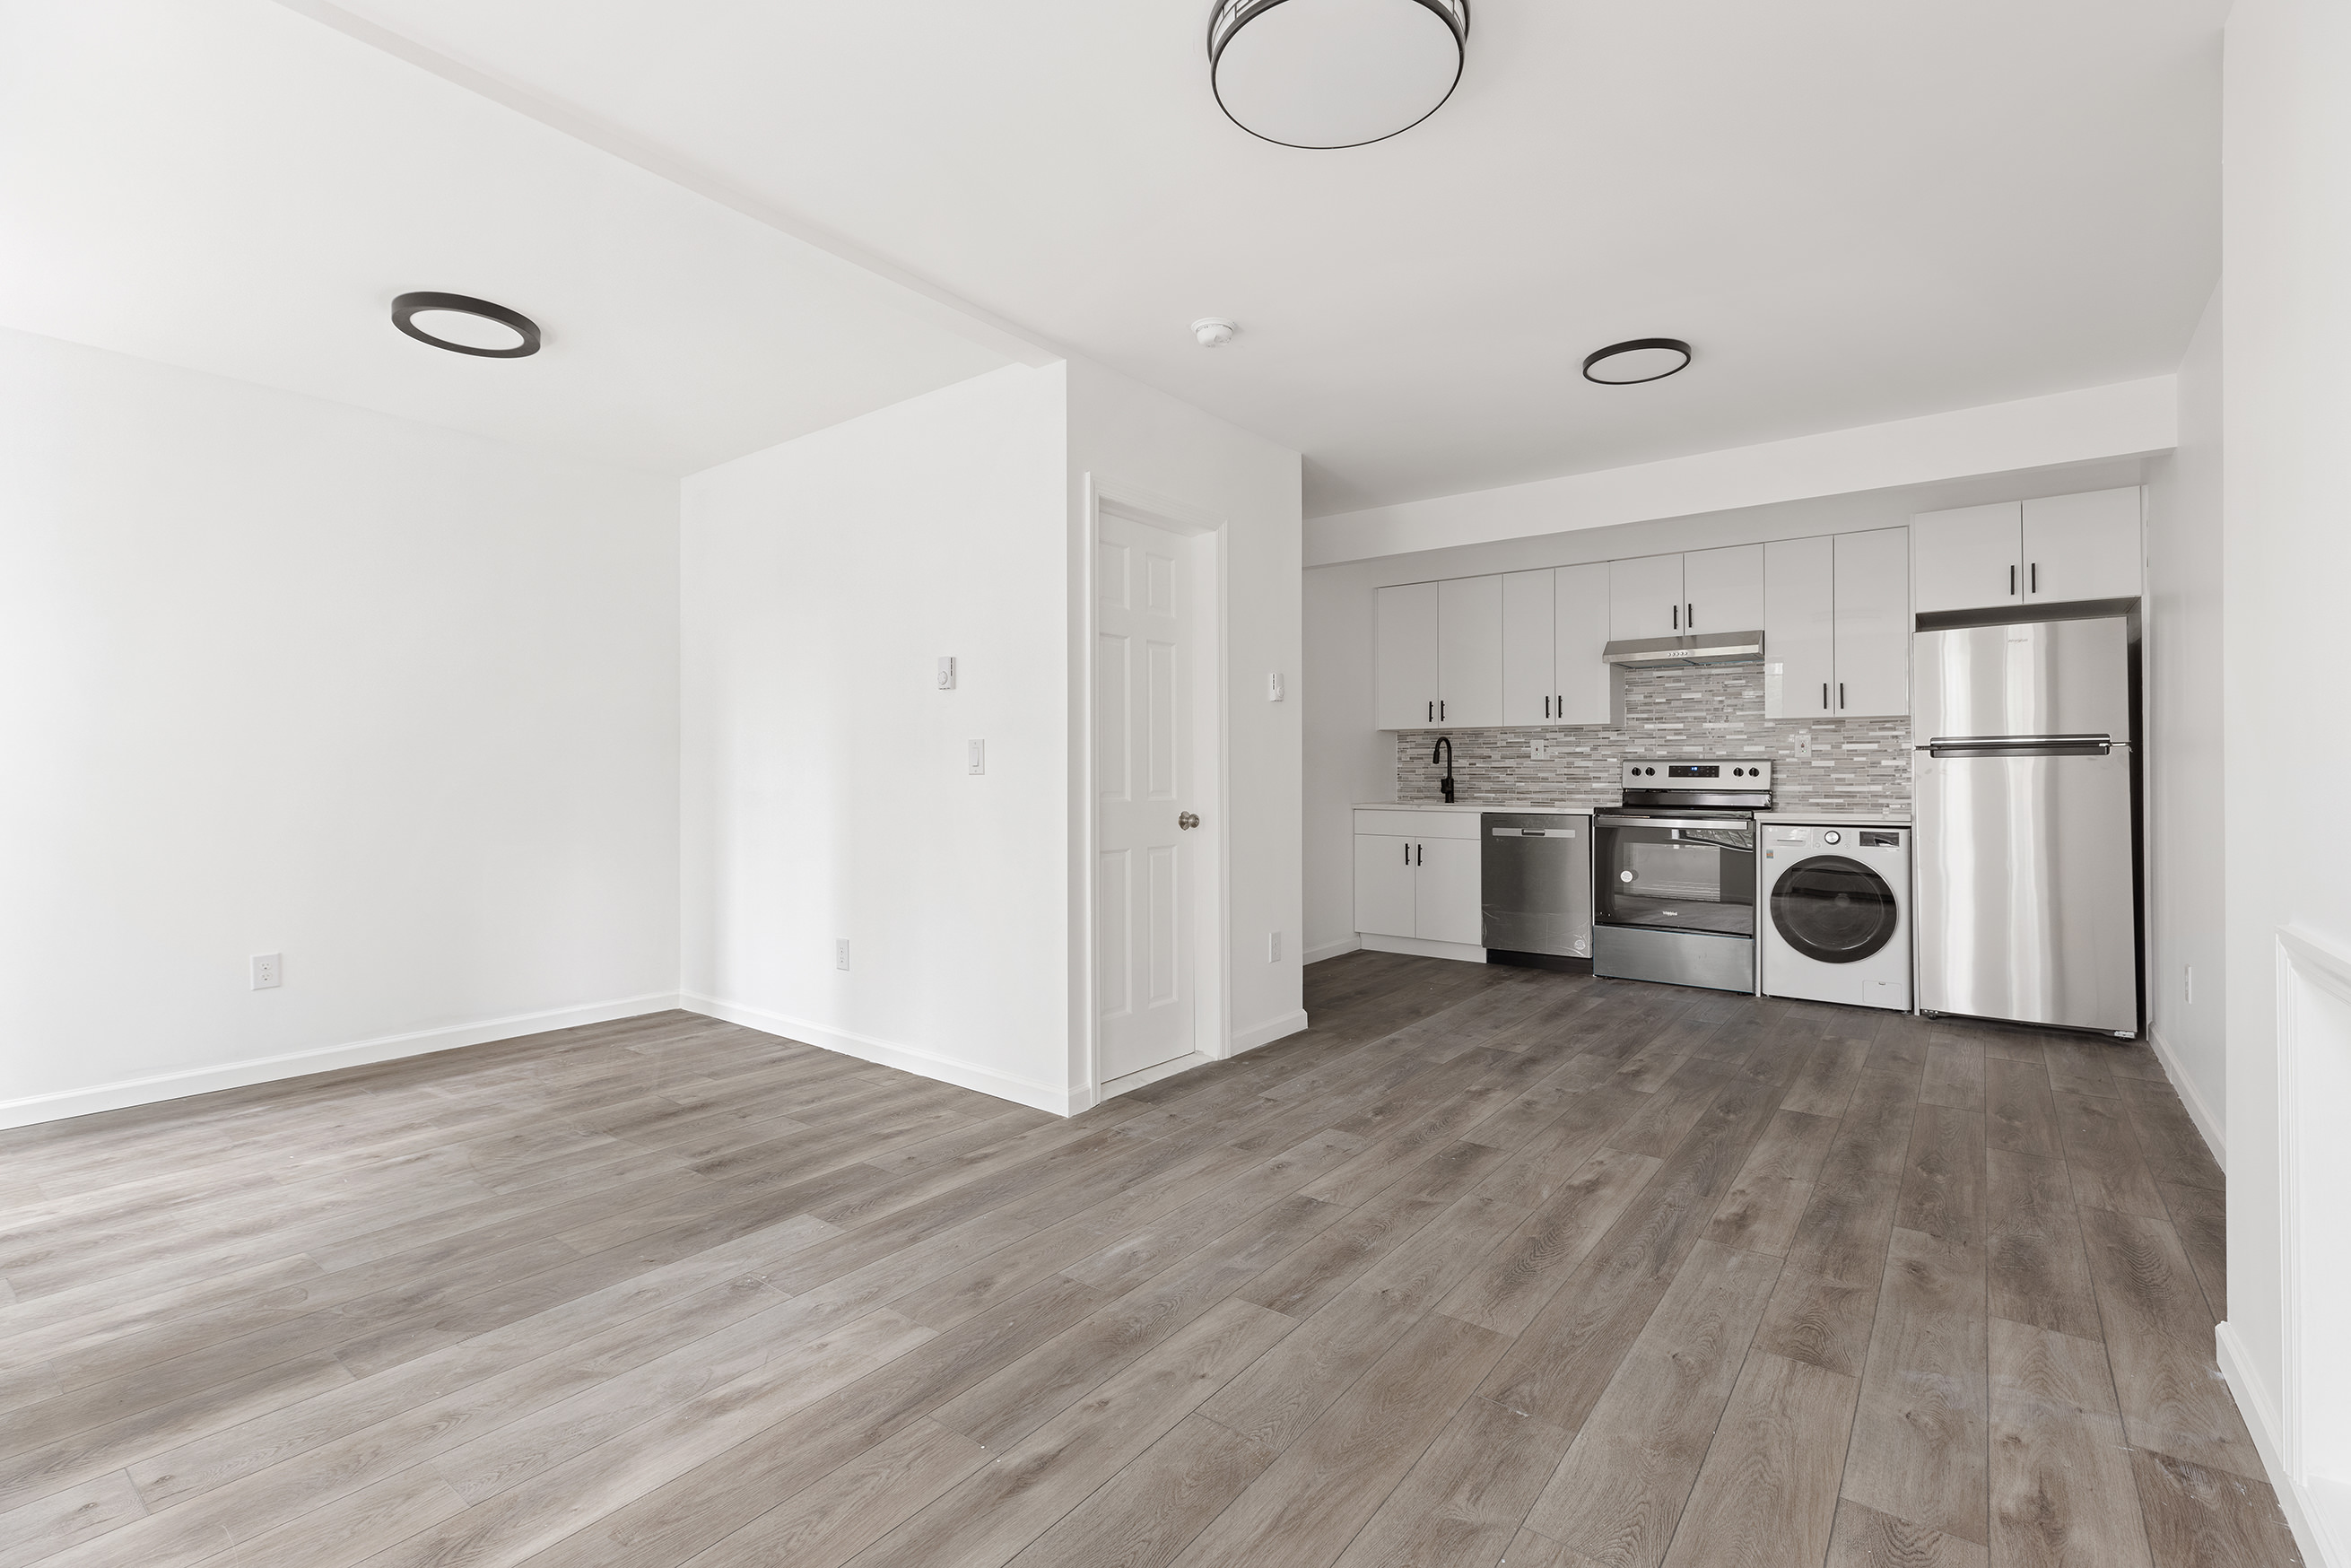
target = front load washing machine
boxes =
[1758,820,1911,1010]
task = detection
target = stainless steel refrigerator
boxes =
[1913,613,2140,1035]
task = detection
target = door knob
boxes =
[1178,812,1200,830]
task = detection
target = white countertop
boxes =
[1755,810,1913,826]
[1354,801,1601,814]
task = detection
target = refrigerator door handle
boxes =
[1929,736,2112,758]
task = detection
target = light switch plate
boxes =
[967,739,985,775]
[1267,672,1284,701]
[937,657,956,690]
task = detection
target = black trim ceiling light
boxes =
[1582,337,1693,385]
[391,292,542,358]
[1208,0,1469,150]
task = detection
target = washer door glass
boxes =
[1771,855,1898,963]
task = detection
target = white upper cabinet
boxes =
[1833,527,1910,717]
[1912,501,2024,614]
[1435,576,1504,727]
[1374,581,1439,729]
[1501,570,1555,727]
[1682,544,1765,634]
[1552,563,1613,726]
[2023,488,2142,604]
[1610,553,1685,640]
[1913,489,2140,614]
[1763,536,1835,719]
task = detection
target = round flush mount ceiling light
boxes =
[1581,337,1693,385]
[391,292,542,358]
[1208,0,1469,150]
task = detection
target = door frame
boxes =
[1075,473,1230,1112]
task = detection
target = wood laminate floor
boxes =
[0,954,2301,1568]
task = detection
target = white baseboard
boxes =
[1095,1051,1213,1105]
[1304,936,1363,965]
[1232,1009,1310,1055]
[1361,933,1487,963]
[681,993,1075,1117]
[0,992,684,1131]
[2216,1320,2345,1568]
[2147,1027,2227,1170]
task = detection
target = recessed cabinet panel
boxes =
[1763,535,1835,719]
[1375,581,1439,729]
[1912,501,2024,614]
[1610,553,1685,640]
[1833,527,1910,717]
[1414,838,1484,945]
[1436,575,1504,727]
[1501,570,1555,727]
[1682,544,1765,634]
[1553,562,1612,725]
[1353,835,1415,938]
[2023,488,2141,604]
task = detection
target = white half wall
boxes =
[1306,376,2178,566]
[2144,287,2227,1155]
[680,364,1075,1112]
[0,327,683,1127]
[2221,1,2351,1562]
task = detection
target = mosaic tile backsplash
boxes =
[1396,664,1913,814]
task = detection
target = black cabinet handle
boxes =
[2031,562,2038,594]
[1439,700,1446,720]
[1839,683,1846,710]
[1823,682,1829,710]
[1404,841,1410,865]
[1671,604,1678,630]
[1543,695,1551,719]
[2009,564,2017,596]
[1687,602,1695,629]
[1426,701,1433,722]
[1415,843,1423,866]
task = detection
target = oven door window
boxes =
[1770,855,1899,963]
[1595,821,1755,936]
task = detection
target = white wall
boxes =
[1065,358,1306,1071]
[2219,2,2351,1560]
[2143,288,2226,1152]
[1306,378,2178,565]
[680,365,1074,1110]
[1302,458,2150,960]
[0,327,682,1125]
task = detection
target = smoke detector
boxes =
[1192,318,1239,349]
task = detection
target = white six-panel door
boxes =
[1096,512,1197,1081]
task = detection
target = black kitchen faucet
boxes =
[1432,736,1455,803]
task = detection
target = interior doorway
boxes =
[1085,480,1225,1104]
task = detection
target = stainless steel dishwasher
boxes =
[1481,812,1592,971]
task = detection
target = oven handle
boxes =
[1600,816,1755,832]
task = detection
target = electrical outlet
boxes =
[251,953,282,990]
[1267,672,1284,702]
[967,739,985,775]
[936,656,956,690]
[1268,932,1282,963]
[1530,738,1547,760]
[835,939,850,971]
[2183,964,2194,1004]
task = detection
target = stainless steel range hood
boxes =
[1601,630,1766,668]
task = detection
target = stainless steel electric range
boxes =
[1593,759,1772,994]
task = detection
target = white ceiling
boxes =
[315,0,2226,513]
[0,0,1011,475]
[3,1,2224,508]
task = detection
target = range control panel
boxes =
[1620,759,1772,788]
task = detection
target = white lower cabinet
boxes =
[1414,838,1483,945]
[1352,834,1416,938]
[1353,814,1485,946]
